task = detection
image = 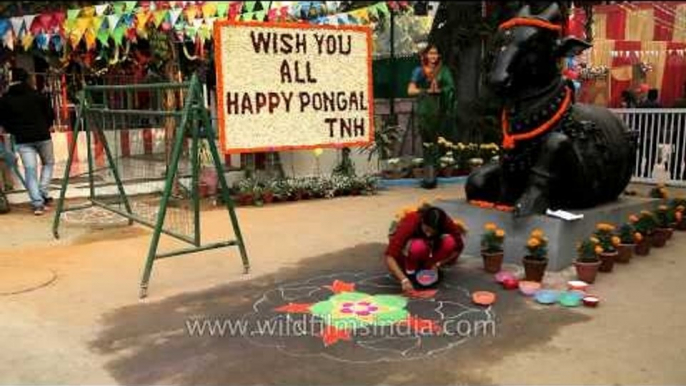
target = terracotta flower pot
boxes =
[522,256,548,282]
[481,250,504,274]
[677,220,686,231]
[198,183,210,198]
[616,244,634,263]
[599,251,617,273]
[652,228,670,248]
[440,167,454,178]
[263,192,274,204]
[634,237,652,256]
[574,259,601,284]
[239,194,254,206]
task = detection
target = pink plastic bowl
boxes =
[519,281,542,296]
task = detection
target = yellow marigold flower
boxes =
[590,237,600,244]
[531,229,544,239]
[527,238,540,248]
[484,222,497,231]
[595,246,604,255]
[659,205,668,211]
[611,236,621,246]
[495,229,505,238]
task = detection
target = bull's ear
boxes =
[555,37,592,57]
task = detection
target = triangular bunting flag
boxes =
[113,2,126,15]
[205,17,217,28]
[241,12,254,21]
[107,14,121,32]
[10,17,25,36]
[36,33,49,50]
[185,5,198,21]
[267,8,277,21]
[280,6,289,18]
[76,17,92,31]
[244,1,256,13]
[97,29,109,46]
[67,9,81,21]
[191,18,203,29]
[229,3,241,19]
[260,1,271,11]
[136,10,151,27]
[367,5,378,19]
[3,32,14,50]
[184,25,198,39]
[92,16,104,32]
[338,15,348,25]
[112,25,126,45]
[22,15,37,33]
[95,4,109,16]
[201,2,217,18]
[169,8,182,26]
[64,19,77,33]
[125,1,138,11]
[153,10,168,27]
[0,19,10,38]
[21,34,34,50]
[376,2,390,17]
[84,28,97,50]
[217,2,229,18]
[198,25,211,42]
[255,10,266,21]
[81,6,96,18]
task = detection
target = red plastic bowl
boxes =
[502,277,519,290]
[582,295,600,307]
[472,291,497,306]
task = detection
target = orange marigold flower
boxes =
[611,236,621,246]
[531,229,544,239]
[634,232,643,242]
[484,222,497,231]
[495,229,506,238]
[527,238,540,248]
[629,215,639,223]
[595,246,604,255]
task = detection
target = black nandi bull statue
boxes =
[466,3,637,217]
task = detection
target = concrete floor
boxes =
[1,185,685,385]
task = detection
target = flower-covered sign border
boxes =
[214,20,375,154]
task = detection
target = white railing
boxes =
[611,108,686,187]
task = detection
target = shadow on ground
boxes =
[92,243,590,385]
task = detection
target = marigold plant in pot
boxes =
[616,221,639,263]
[593,223,619,273]
[652,205,673,248]
[634,211,657,256]
[522,229,548,282]
[575,237,602,284]
[481,222,505,274]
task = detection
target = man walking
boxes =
[0,68,55,215]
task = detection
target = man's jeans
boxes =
[16,140,54,209]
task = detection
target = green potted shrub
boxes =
[481,222,505,273]
[236,178,256,206]
[575,237,602,284]
[439,152,456,178]
[593,223,619,273]
[653,205,674,247]
[411,158,424,179]
[522,229,548,282]
[634,210,657,256]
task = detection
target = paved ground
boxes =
[1,184,686,385]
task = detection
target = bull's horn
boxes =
[538,3,561,22]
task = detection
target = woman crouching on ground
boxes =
[385,205,465,292]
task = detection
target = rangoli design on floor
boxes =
[240,271,495,363]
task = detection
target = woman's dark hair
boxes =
[420,44,441,67]
[420,205,448,236]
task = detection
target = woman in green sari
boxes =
[407,45,455,186]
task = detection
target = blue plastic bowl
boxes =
[416,269,438,286]
[534,289,560,305]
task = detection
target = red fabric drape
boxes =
[605,8,626,40]
[653,3,675,42]
[610,41,641,107]
[661,42,686,107]
[567,9,586,39]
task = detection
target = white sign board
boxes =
[214,21,374,154]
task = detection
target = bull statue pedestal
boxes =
[438,197,659,271]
